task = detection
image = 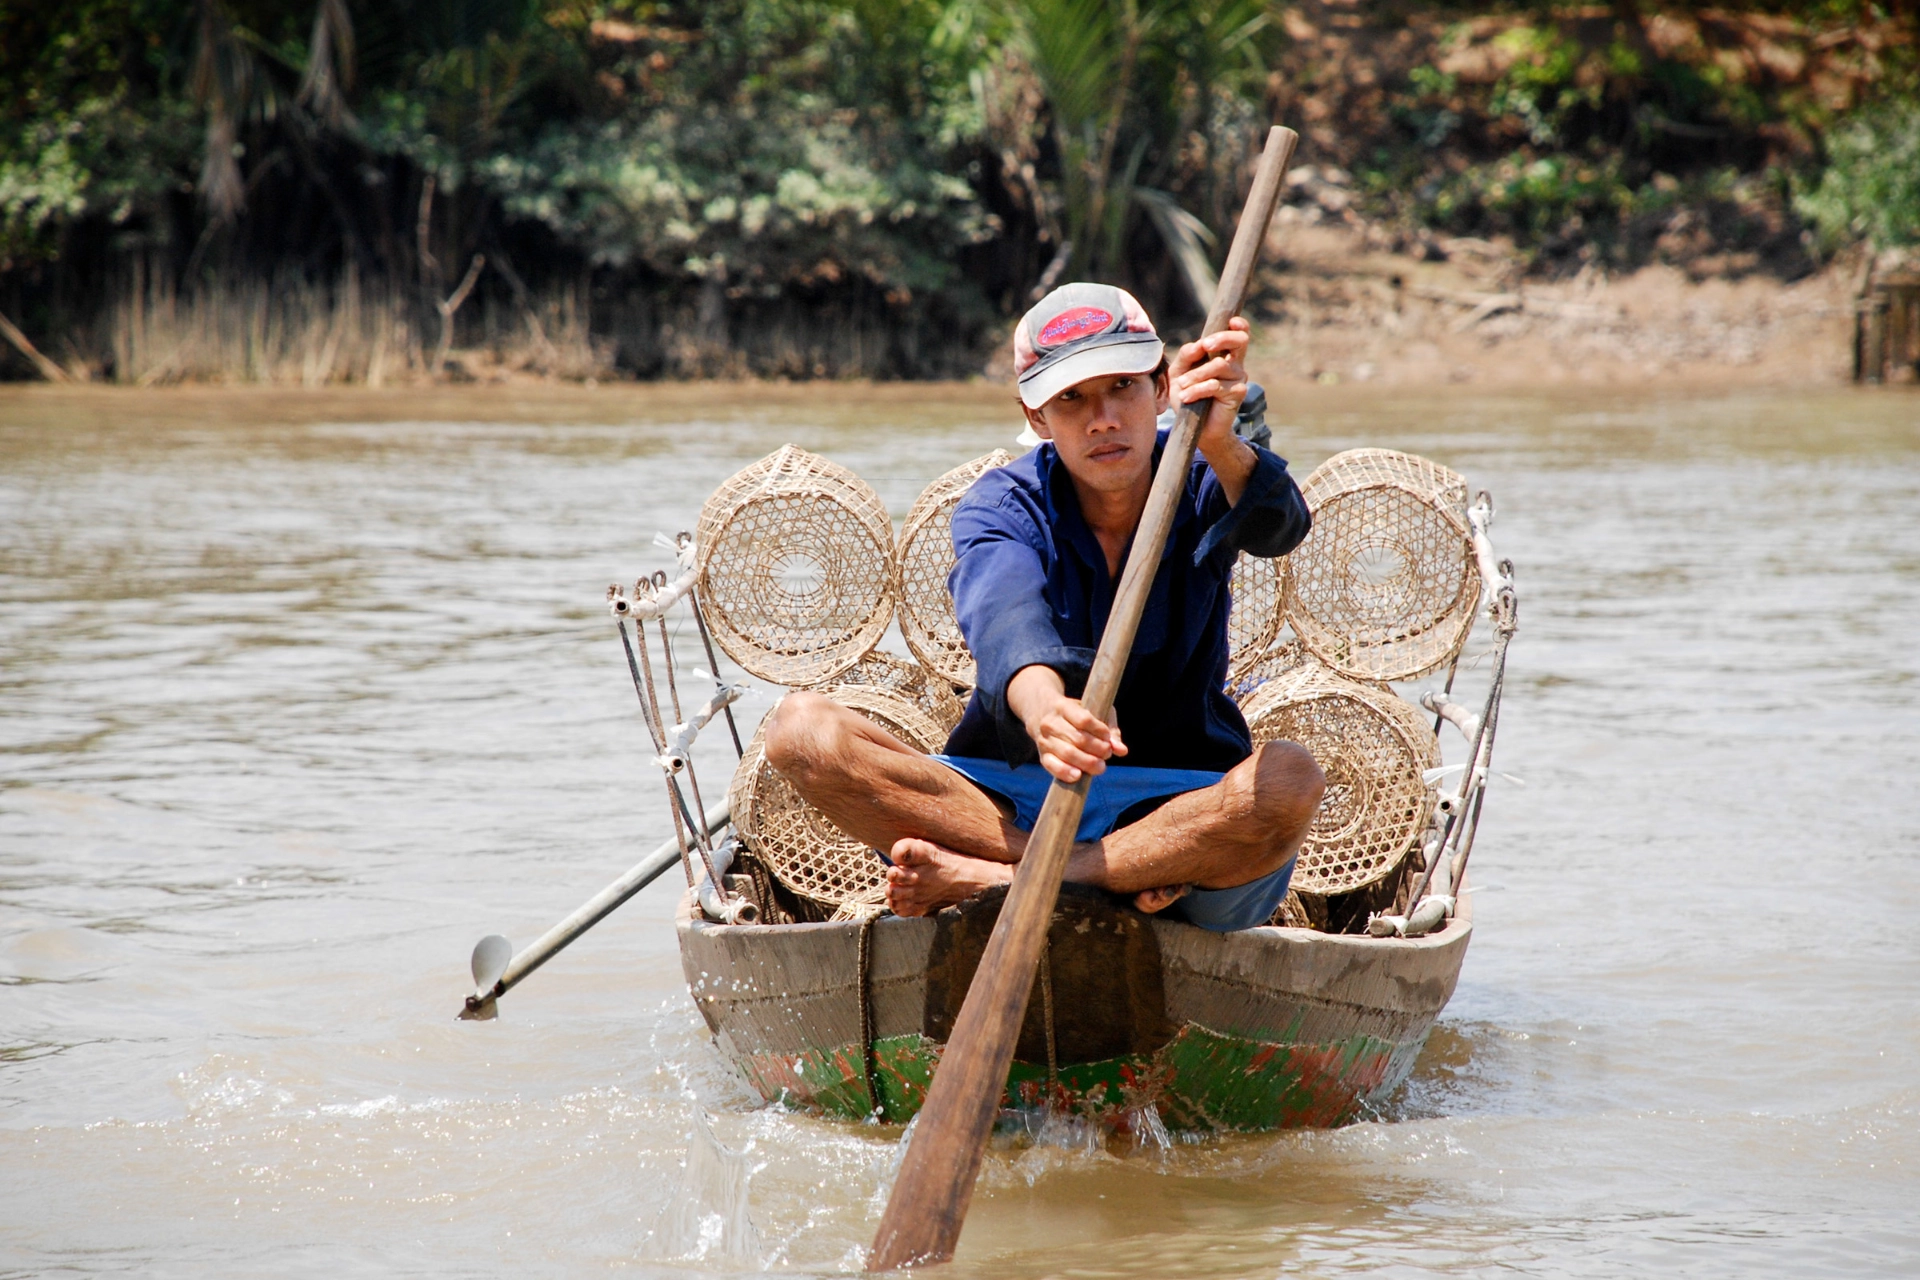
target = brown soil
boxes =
[1244,216,1866,388]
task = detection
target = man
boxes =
[763,283,1324,929]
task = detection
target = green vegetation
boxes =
[1796,97,1920,250]
[0,1,1914,381]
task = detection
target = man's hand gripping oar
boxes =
[866,124,1299,1272]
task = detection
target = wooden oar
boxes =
[867,124,1299,1271]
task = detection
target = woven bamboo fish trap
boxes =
[895,451,1013,689]
[1242,663,1439,895]
[1284,448,1478,683]
[1227,551,1286,681]
[1226,635,1308,705]
[695,445,896,686]
[729,685,949,909]
[820,651,965,736]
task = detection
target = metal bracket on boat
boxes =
[608,560,700,622]
[656,684,748,773]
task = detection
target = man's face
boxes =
[1022,369,1171,499]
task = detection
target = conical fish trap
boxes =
[1227,635,1308,706]
[728,685,949,909]
[1284,448,1478,683]
[1228,551,1286,681]
[1243,663,1439,895]
[820,650,965,737]
[895,451,1013,689]
[695,445,896,686]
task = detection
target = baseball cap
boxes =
[1013,283,1164,410]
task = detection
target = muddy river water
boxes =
[2,383,1916,1277]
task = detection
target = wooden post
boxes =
[1896,287,1912,387]
[1863,293,1887,385]
[1903,285,1920,381]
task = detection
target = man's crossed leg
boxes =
[761,690,1326,920]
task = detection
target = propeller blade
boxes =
[470,934,512,996]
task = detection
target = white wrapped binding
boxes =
[656,684,747,773]
[1468,493,1510,617]
[1421,691,1483,742]
[696,836,757,924]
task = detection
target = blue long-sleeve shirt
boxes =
[944,431,1311,771]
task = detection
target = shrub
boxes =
[1795,98,1920,251]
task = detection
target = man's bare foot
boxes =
[1132,884,1191,914]
[886,838,1013,917]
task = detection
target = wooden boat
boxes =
[678,878,1471,1131]
[627,444,1513,1134]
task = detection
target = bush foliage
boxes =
[0,0,1914,378]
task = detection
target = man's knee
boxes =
[1247,739,1326,837]
[761,690,844,782]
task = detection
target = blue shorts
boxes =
[926,755,1295,933]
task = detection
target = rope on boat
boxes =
[857,915,879,1120]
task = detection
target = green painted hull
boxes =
[729,1024,1422,1130]
[680,883,1469,1133]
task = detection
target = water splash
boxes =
[641,1106,762,1263]
[1129,1103,1173,1154]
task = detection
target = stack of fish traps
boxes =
[696,442,1483,929]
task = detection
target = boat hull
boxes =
[677,882,1470,1131]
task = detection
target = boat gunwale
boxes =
[674,880,1473,952]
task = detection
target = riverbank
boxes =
[9,246,1881,400]
[1242,218,1869,388]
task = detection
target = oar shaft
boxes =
[463,799,730,1016]
[869,124,1298,1271]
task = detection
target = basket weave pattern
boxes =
[695,445,896,686]
[729,684,948,909]
[1228,551,1286,680]
[1284,448,1478,683]
[895,451,1013,689]
[1242,663,1439,895]
[823,651,965,736]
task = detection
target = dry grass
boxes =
[103,263,611,386]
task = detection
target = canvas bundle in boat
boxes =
[695,445,897,686]
[1281,447,1479,683]
[728,684,949,910]
[1241,663,1441,896]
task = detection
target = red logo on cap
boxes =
[1038,306,1115,346]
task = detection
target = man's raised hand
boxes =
[1168,315,1251,451]
[1007,664,1128,784]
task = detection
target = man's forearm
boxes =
[1197,428,1258,506]
[1005,663,1067,736]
